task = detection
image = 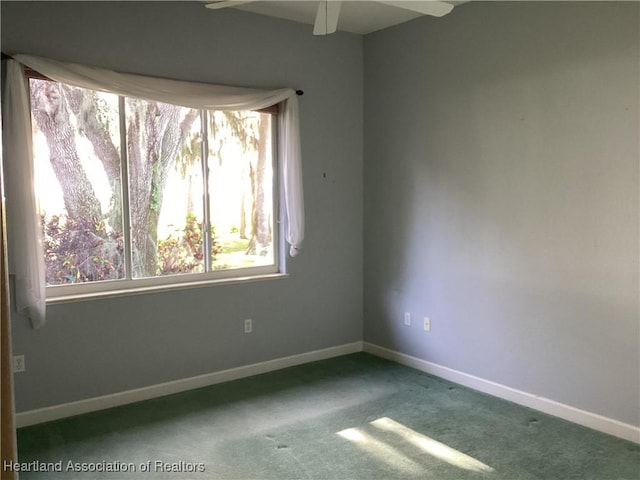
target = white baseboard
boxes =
[363,342,640,444]
[16,341,363,428]
[16,340,639,445]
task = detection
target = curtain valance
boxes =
[14,54,295,111]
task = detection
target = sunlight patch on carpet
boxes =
[371,417,494,473]
[338,417,494,475]
[337,427,425,475]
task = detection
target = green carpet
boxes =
[14,353,640,479]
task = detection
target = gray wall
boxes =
[2,1,363,412]
[364,1,639,426]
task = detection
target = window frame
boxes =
[26,71,285,303]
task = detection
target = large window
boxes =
[30,78,278,296]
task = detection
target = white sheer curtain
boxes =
[3,55,305,328]
[3,61,46,329]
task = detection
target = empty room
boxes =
[1,1,638,479]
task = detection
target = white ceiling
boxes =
[208,1,462,35]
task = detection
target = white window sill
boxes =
[45,273,289,305]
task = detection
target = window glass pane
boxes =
[125,98,203,278]
[30,79,124,285]
[207,111,274,270]
[31,78,279,294]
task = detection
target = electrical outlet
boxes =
[404,312,411,326]
[244,318,253,334]
[13,355,25,373]
[424,317,431,332]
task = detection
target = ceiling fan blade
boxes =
[376,1,454,17]
[205,1,255,10]
[313,0,342,36]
